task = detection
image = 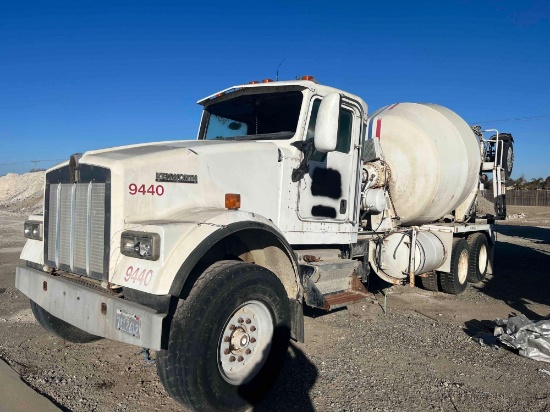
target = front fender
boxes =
[111,208,299,297]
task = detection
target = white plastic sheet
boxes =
[495,314,550,363]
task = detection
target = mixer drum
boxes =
[368,103,481,226]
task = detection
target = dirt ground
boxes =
[0,206,549,412]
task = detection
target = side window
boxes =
[336,110,353,153]
[307,99,353,162]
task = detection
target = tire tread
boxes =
[440,238,469,295]
[156,260,290,411]
[420,272,439,292]
[466,233,489,283]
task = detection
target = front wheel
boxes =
[156,261,291,412]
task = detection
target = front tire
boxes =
[440,238,469,295]
[156,261,291,412]
[30,300,102,343]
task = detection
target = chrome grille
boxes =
[46,182,107,278]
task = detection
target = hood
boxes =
[54,139,283,224]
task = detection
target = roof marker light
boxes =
[248,80,260,84]
[262,78,274,83]
[301,75,316,81]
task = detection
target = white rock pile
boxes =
[0,171,45,214]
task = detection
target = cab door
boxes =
[297,97,361,224]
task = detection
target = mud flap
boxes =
[289,299,304,343]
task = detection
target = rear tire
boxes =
[466,233,489,283]
[420,272,439,292]
[440,238,469,295]
[30,300,102,343]
[156,261,291,412]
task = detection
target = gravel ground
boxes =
[0,206,549,411]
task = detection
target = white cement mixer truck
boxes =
[15,77,513,411]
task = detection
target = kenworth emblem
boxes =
[155,172,198,184]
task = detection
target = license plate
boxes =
[115,308,141,339]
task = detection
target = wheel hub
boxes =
[458,249,468,284]
[217,300,273,385]
[479,244,488,273]
[230,327,251,352]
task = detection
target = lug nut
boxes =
[229,356,236,362]
[238,356,244,362]
[224,336,230,342]
[245,349,251,355]
[250,337,256,343]
[238,318,244,324]
[229,324,236,330]
[250,326,256,332]
[245,319,251,324]
[224,349,230,355]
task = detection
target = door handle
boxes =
[340,199,347,214]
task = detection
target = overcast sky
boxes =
[1,0,549,178]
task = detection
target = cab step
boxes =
[301,258,370,310]
[324,290,370,310]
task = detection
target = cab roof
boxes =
[197,80,368,114]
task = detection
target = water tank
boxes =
[367,103,481,226]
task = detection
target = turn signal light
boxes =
[248,80,260,84]
[262,78,274,83]
[225,193,241,210]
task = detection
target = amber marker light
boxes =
[248,80,260,84]
[262,78,274,83]
[225,194,241,210]
[301,75,315,81]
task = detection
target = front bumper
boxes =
[16,266,167,350]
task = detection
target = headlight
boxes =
[120,231,160,261]
[24,221,42,240]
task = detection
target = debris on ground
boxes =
[472,332,500,349]
[507,213,526,219]
[494,314,550,363]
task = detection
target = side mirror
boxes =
[314,93,341,153]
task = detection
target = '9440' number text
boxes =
[124,266,153,286]
[129,184,164,196]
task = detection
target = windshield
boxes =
[203,91,303,140]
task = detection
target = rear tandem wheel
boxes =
[466,233,489,283]
[439,238,469,295]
